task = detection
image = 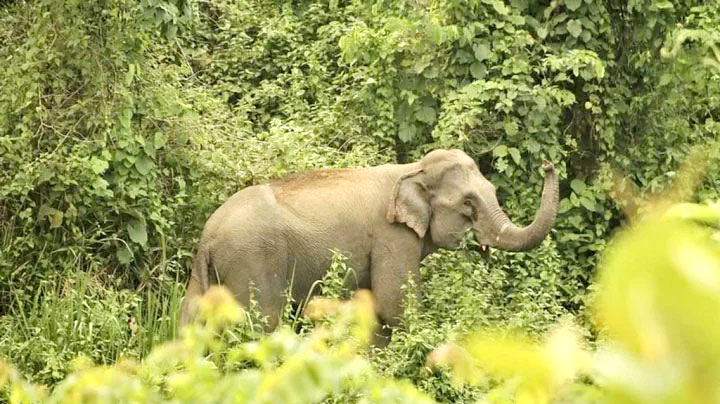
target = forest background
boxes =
[1,0,720,402]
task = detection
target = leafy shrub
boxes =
[0,0,197,284]
[370,239,573,403]
[0,268,182,386]
[2,0,720,401]
[427,197,720,403]
[0,287,437,404]
[0,0,389,301]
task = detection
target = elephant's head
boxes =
[387,149,559,251]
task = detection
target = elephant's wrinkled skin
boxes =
[180,149,559,341]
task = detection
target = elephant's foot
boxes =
[371,323,392,348]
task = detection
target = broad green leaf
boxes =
[423,65,440,79]
[508,15,525,26]
[570,192,580,207]
[127,220,148,247]
[523,138,541,153]
[537,26,548,39]
[659,73,673,86]
[504,120,519,136]
[153,132,167,149]
[567,20,582,38]
[135,156,154,176]
[579,196,596,212]
[559,198,573,213]
[470,62,487,79]
[565,0,582,11]
[493,145,508,157]
[165,24,178,42]
[413,58,430,75]
[483,0,510,15]
[398,122,417,143]
[509,148,522,165]
[570,179,587,194]
[416,106,437,124]
[38,167,54,183]
[49,210,64,229]
[144,139,157,159]
[38,204,56,218]
[125,63,136,86]
[89,157,109,175]
[65,204,77,219]
[654,1,673,9]
[474,43,491,62]
[118,107,132,130]
[116,247,133,265]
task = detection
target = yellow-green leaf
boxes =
[127,220,148,247]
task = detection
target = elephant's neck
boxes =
[421,239,437,259]
[388,162,422,178]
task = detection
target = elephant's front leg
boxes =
[370,230,424,346]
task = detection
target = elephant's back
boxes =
[200,184,282,244]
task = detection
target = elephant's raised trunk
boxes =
[475,162,559,251]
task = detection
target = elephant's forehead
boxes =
[449,152,481,173]
[455,151,476,165]
[450,159,481,178]
[426,149,475,164]
[440,166,481,189]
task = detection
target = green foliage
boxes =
[0,0,387,297]
[331,0,720,310]
[0,0,201,287]
[367,239,573,403]
[186,0,394,157]
[1,287,436,404]
[595,202,720,403]
[1,0,720,402]
[317,250,356,300]
[0,268,182,386]
[428,200,720,404]
[662,3,720,74]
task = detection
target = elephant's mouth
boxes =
[473,243,492,259]
[466,231,492,259]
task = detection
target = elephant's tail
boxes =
[193,246,210,293]
[179,247,210,327]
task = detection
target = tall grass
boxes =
[0,263,184,385]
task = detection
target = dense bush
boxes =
[1,0,720,401]
[0,0,387,294]
[0,269,183,385]
[1,287,437,403]
[429,196,720,404]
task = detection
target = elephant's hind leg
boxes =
[222,250,289,331]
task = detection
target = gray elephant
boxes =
[180,149,558,341]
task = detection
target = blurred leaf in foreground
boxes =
[594,211,720,404]
[1,287,435,404]
[428,322,589,404]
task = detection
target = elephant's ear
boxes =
[387,169,431,238]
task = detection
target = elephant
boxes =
[180,149,559,342]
